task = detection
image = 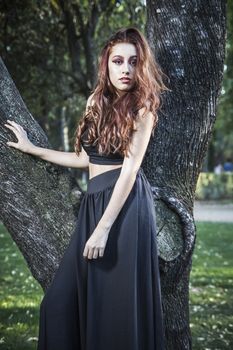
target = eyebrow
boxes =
[112,55,137,58]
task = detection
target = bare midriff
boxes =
[89,162,122,180]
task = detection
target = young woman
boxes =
[5,27,167,350]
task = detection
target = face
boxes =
[108,42,137,96]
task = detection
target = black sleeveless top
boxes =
[80,128,124,165]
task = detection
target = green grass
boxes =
[190,222,233,349]
[0,224,43,350]
[0,222,232,349]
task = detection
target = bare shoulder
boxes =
[136,105,155,128]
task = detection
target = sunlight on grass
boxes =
[190,222,233,349]
[0,221,232,349]
[0,226,43,350]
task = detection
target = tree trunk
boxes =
[0,57,82,291]
[145,0,226,349]
[0,0,226,348]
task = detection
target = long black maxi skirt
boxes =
[37,167,165,350]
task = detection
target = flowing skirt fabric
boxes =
[37,167,165,350]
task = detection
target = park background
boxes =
[0,1,232,349]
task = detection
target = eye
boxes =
[113,60,122,65]
[131,60,137,66]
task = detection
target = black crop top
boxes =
[80,128,124,165]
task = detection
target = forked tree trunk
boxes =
[0,58,82,291]
[0,0,226,349]
[145,0,226,348]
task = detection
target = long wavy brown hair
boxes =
[74,27,168,157]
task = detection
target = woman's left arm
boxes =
[83,109,155,259]
[98,110,155,230]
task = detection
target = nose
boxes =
[122,61,130,74]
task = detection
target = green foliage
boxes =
[0,1,146,150]
[0,221,233,349]
[211,1,233,162]
[195,172,233,200]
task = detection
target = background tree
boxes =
[0,0,227,349]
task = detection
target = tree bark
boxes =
[145,0,226,349]
[0,57,83,291]
[0,0,227,348]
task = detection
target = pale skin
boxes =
[4,42,155,260]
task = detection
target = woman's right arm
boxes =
[4,119,89,168]
[27,146,89,169]
[4,94,95,168]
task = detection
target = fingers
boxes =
[88,247,94,259]
[5,120,23,129]
[93,248,99,259]
[4,123,20,135]
[4,120,25,134]
[83,245,104,260]
[99,248,105,257]
[6,141,19,149]
[83,244,89,258]
[4,120,27,149]
[4,120,21,137]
